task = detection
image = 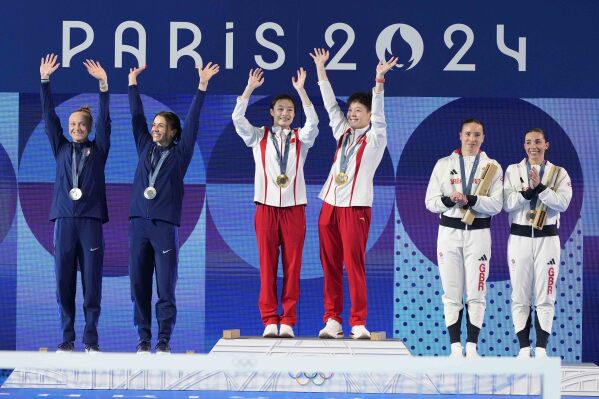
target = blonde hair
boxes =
[72,106,93,130]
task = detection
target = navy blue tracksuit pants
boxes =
[128,217,179,342]
[54,217,103,345]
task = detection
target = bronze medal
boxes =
[527,210,536,221]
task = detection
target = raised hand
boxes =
[199,62,220,83]
[376,56,399,76]
[239,68,263,99]
[40,53,60,79]
[247,68,264,90]
[291,67,306,91]
[129,65,147,80]
[309,48,329,66]
[198,62,220,91]
[83,59,107,83]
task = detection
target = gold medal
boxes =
[144,187,157,200]
[335,172,349,186]
[69,188,82,201]
[276,174,290,188]
[526,210,536,221]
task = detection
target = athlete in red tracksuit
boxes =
[503,128,572,358]
[232,67,319,338]
[310,48,398,339]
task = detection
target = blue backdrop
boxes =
[0,0,598,364]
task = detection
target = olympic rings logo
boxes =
[288,371,334,386]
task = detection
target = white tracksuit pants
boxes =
[437,225,490,329]
[508,234,560,334]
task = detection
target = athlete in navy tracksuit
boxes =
[127,63,219,354]
[40,54,110,353]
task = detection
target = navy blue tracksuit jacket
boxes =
[127,84,205,343]
[41,81,110,346]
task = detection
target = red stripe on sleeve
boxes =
[260,127,269,204]
[349,135,368,206]
[293,129,300,206]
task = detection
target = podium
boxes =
[2,337,599,396]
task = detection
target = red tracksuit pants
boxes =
[255,203,306,326]
[318,202,371,326]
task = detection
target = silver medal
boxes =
[69,188,83,201]
[144,186,157,200]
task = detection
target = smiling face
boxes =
[151,115,176,147]
[524,130,549,164]
[269,98,295,129]
[459,122,484,155]
[68,111,91,143]
[347,101,372,130]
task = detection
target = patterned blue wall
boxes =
[1,92,596,363]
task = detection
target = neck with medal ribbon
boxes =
[144,145,171,200]
[336,125,371,186]
[69,142,91,201]
[271,128,292,188]
[526,159,546,221]
[458,151,480,211]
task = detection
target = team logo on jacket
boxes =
[450,178,481,185]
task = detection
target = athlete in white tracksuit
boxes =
[503,128,572,358]
[425,119,503,358]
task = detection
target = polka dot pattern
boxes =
[393,208,583,361]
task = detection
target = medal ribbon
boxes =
[526,159,546,211]
[148,146,171,189]
[339,125,371,174]
[459,153,481,197]
[270,129,292,176]
[71,143,90,190]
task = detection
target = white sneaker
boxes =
[517,347,532,358]
[450,342,464,358]
[84,344,101,354]
[350,325,371,340]
[279,324,295,338]
[318,318,343,339]
[465,342,480,359]
[262,324,278,338]
[535,347,548,358]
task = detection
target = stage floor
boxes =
[0,388,583,399]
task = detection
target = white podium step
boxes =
[1,337,598,396]
[210,336,412,356]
